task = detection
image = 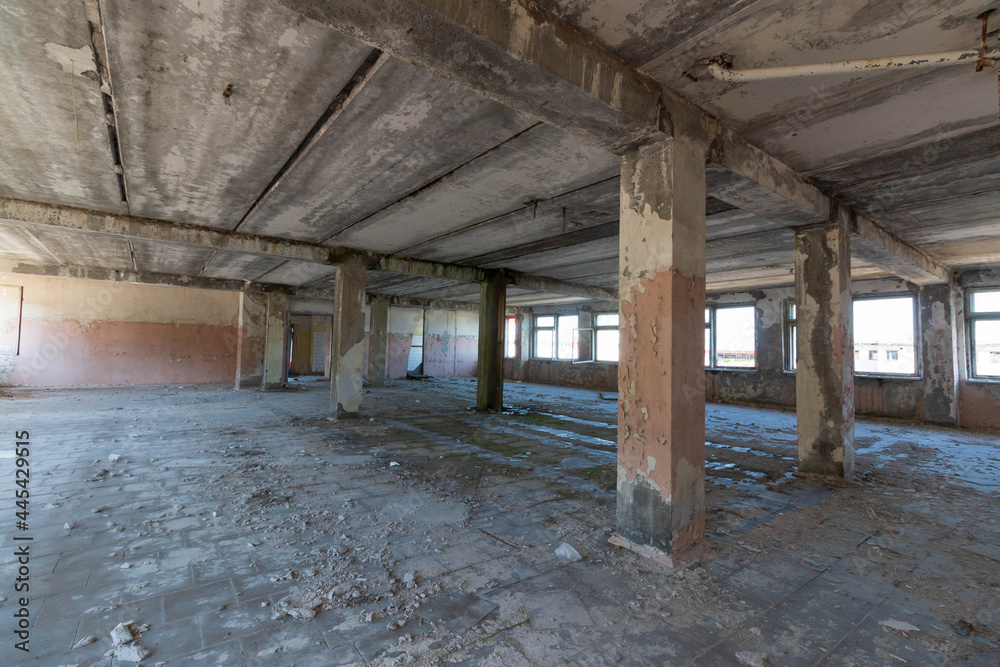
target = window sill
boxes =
[967,376,1000,385]
[854,373,922,381]
[706,367,758,373]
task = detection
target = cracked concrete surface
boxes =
[1,378,999,665]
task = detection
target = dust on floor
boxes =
[0,378,998,665]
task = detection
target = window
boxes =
[968,288,1000,379]
[783,300,796,371]
[854,295,916,376]
[705,305,756,370]
[504,317,517,359]
[534,316,555,359]
[594,313,619,362]
[557,315,579,360]
[533,314,580,360]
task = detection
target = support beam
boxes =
[476,269,506,411]
[369,295,389,388]
[368,294,481,312]
[707,131,950,285]
[270,0,667,154]
[330,257,367,417]
[507,273,617,301]
[850,215,950,285]
[612,127,708,566]
[0,199,619,300]
[794,213,855,478]
[262,292,289,390]
[0,260,334,297]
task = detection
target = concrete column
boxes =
[234,291,267,389]
[577,310,594,361]
[613,130,708,566]
[794,211,855,477]
[261,291,288,390]
[920,280,959,426]
[330,258,367,418]
[476,269,506,411]
[369,295,389,388]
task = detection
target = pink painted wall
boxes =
[1,274,241,387]
[958,383,1000,431]
[424,334,478,377]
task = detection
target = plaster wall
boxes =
[423,309,479,378]
[0,273,239,387]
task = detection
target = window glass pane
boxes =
[596,329,619,362]
[595,313,619,327]
[789,324,797,370]
[504,317,517,359]
[853,296,915,375]
[536,315,555,328]
[704,327,711,368]
[705,308,711,324]
[557,315,579,360]
[974,320,1000,378]
[535,330,555,359]
[971,290,1000,313]
[715,306,756,368]
[788,302,796,320]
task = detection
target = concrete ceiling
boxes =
[1,0,997,305]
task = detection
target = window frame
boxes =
[531,313,581,361]
[532,315,557,360]
[966,287,1000,382]
[593,312,620,363]
[705,303,758,372]
[783,298,796,373]
[851,292,920,379]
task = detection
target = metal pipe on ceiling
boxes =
[706,50,999,82]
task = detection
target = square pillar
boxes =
[794,211,855,477]
[613,132,707,565]
[476,269,506,411]
[920,280,959,426]
[261,291,288,390]
[369,295,390,388]
[234,291,267,389]
[330,258,367,418]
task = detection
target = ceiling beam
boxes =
[508,272,617,301]
[0,197,619,300]
[0,260,334,297]
[269,0,668,154]
[850,213,950,285]
[707,129,949,285]
[369,294,482,312]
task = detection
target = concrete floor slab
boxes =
[1,379,999,665]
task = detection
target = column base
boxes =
[608,534,706,568]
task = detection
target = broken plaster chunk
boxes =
[110,621,135,646]
[554,543,582,562]
[73,635,98,649]
[114,643,151,662]
[64,521,76,530]
[735,651,768,667]
[881,619,921,634]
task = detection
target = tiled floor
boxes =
[1,378,999,665]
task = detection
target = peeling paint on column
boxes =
[331,258,366,418]
[794,216,855,477]
[615,133,707,560]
